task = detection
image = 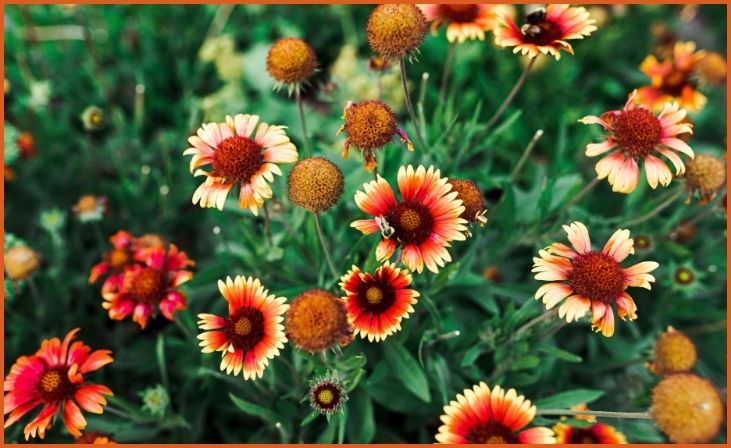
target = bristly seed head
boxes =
[285,289,351,353]
[367,4,427,59]
[212,135,264,184]
[448,178,486,226]
[288,157,344,213]
[266,38,317,85]
[342,100,397,150]
[568,252,625,302]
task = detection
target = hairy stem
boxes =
[314,213,338,280]
[484,57,536,132]
[619,187,684,228]
[510,129,544,183]
[537,409,653,419]
[399,57,427,150]
[296,88,311,155]
[263,203,273,246]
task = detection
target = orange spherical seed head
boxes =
[342,100,397,150]
[649,326,697,375]
[448,179,487,226]
[288,157,344,213]
[285,289,351,353]
[4,245,42,281]
[367,4,427,59]
[684,153,726,204]
[651,373,724,443]
[266,38,317,85]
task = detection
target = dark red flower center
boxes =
[568,251,625,303]
[212,135,264,184]
[311,382,341,411]
[566,426,601,443]
[387,201,434,245]
[36,367,76,403]
[356,281,396,315]
[466,422,519,444]
[611,108,662,158]
[520,10,564,46]
[660,69,694,96]
[226,307,265,352]
[674,267,695,285]
[438,4,480,23]
[132,269,166,304]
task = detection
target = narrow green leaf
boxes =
[347,391,375,443]
[383,342,431,403]
[316,417,337,443]
[156,335,169,390]
[300,410,319,427]
[229,393,279,423]
[535,389,604,410]
[537,344,583,363]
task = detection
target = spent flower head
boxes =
[140,384,169,417]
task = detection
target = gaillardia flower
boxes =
[339,262,419,342]
[352,165,467,274]
[288,157,344,213]
[580,90,694,194]
[4,328,113,440]
[338,100,413,172]
[648,326,697,375]
[308,374,348,415]
[72,194,108,223]
[533,222,659,337]
[102,245,194,329]
[286,289,351,353]
[637,41,708,112]
[494,4,597,60]
[184,113,298,214]
[651,373,724,443]
[684,153,726,204]
[266,38,317,91]
[197,276,288,380]
[436,382,555,444]
[75,431,115,444]
[89,230,135,289]
[553,422,627,443]
[367,4,427,59]
[418,4,508,43]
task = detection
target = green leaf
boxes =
[535,389,604,410]
[509,355,541,371]
[229,393,279,423]
[300,410,319,427]
[383,342,431,403]
[460,343,486,367]
[537,344,583,363]
[347,391,375,443]
[156,335,169,389]
[315,417,337,443]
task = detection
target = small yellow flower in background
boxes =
[287,157,344,213]
[184,113,298,214]
[285,289,351,353]
[73,194,108,222]
[39,208,66,234]
[436,382,555,443]
[580,90,694,194]
[198,34,244,82]
[266,37,317,93]
[683,153,726,204]
[533,222,659,337]
[140,384,169,417]
[651,373,724,443]
[647,326,697,375]
[366,4,427,60]
[636,41,708,112]
[418,4,512,44]
[80,105,106,131]
[493,4,597,60]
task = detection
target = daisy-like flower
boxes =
[72,194,108,223]
[88,230,136,288]
[494,4,597,60]
[102,245,194,329]
[418,4,509,43]
[339,262,419,342]
[580,90,694,194]
[308,374,348,415]
[553,421,627,443]
[197,276,288,380]
[184,114,298,214]
[637,41,708,112]
[351,165,467,274]
[533,221,659,337]
[436,382,555,444]
[4,328,113,440]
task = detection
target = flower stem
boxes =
[510,129,544,183]
[618,187,684,228]
[263,203,273,246]
[515,308,558,338]
[313,213,338,280]
[295,88,311,155]
[557,177,600,216]
[439,42,455,103]
[537,409,653,419]
[484,57,536,132]
[399,57,427,150]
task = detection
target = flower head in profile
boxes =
[102,244,194,329]
[308,373,348,415]
[351,165,468,273]
[637,41,708,112]
[339,262,419,342]
[494,4,597,59]
[184,114,298,214]
[418,4,510,43]
[4,328,113,440]
[553,405,627,444]
[533,222,659,337]
[367,4,427,59]
[580,90,694,194]
[72,194,108,223]
[197,276,288,380]
[338,100,413,172]
[436,382,555,444]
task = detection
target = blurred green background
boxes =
[4,4,727,443]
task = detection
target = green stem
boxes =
[314,213,338,280]
[296,88,311,155]
[557,177,600,216]
[537,409,652,419]
[618,187,684,228]
[484,57,536,132]
[439,42,455,103]
[515,308,558,338]
[509,129,544,183]
[399,57,427,150]
[263,203,273,246]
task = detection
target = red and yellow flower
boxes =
[553,421,627,443]
[89,230,136,290]
[184,113,298,214]
[494,4,597,59]
[102,245,194,329]
[533,221,659,337]
[436,382,555,444]
[197,276,288,380]
[351,165,467,274]
[339,262,419,342]
[418,4,510,43]
[637,41,708,112]
[4,328,113,440]
[580,90,694,194]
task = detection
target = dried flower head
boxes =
[648,326,697,375]
[286,289,351,353]
[651,373,724,443]
[308,374,348,415]
[288,157,344,213]
[448,178,487,228]
[367,4,427,59]
[684,153,726,204]
[266,38,317,89]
